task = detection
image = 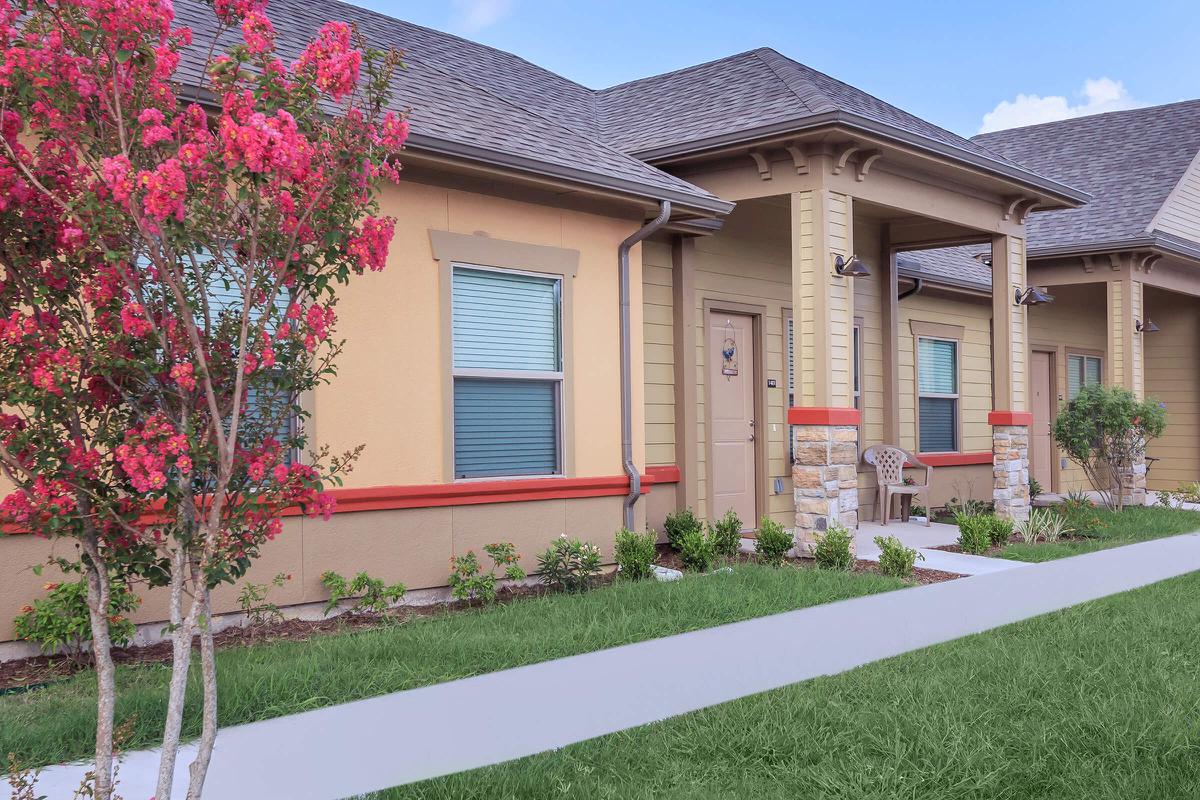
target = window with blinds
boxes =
[452,265,562,478]
[917,337,958,453]
[1067,354,1102,399]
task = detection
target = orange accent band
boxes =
[917,452,993,467]
[988,411,1034,426]
[787,407,862,426]
[645,465,681,484]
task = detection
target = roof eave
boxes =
[628,111,1092,208]
[1027,234,1200,264]
[406,133,735,218]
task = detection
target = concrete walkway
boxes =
[28,533,1200,800]
[856,519,1028,575]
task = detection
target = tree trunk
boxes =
[81,547,117,800]
[186,580,218,799]
[156,548,201,800]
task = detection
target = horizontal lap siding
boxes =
[1144,288,1200,489]
[853,221,885,515]
[643,240,676,468]
[1153,150,1200,242]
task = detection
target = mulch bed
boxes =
[1,546,960,692]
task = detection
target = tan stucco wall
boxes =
[1144,286,1200,490]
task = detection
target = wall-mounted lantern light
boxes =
[833,253,870,278]
[1135,319,1160,333]
[1013,286,1053,306]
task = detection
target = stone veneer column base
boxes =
[1119,457,1148,507]
[792,424,859,557]
[992,424,1031,520]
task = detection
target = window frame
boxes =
[915,334,961,454]
[450,262,565,481]
[1065,352,1103,400]
[785,312,862,464]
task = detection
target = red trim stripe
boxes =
[787,406,862,426]
[917,452,993,467]
[988,410,1034,426]
[645,465,681,484]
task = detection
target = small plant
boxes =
[1028,476,1043,500]
[873,535,924,578]
[237,572,291,625]
[955,512,992,555]
[321,570,407,616]
[1013,512,1041,545]
[538,535,603,592]
[813,524,854,571]
[448,542,526,604]
[1056,492,1107,537]
[14,575,140,658]
[1174,482,1200,504]
[910,504,928,519]
[677,527,716,572]
[1042,512,1069,543]
[755,518,794,566]
[1157,490,1176,508]
[664,507,703,551]
[985,515,1014,547]
[708,508,743,559]
[614,528,658,581]
[1062,489,1094,513]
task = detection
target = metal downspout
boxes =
[898,277,924,300]
[620,201,672,530]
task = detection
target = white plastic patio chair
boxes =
[862,444,932,526]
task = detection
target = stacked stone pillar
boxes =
[991,421,1030,521]
[792,422,859,556]
[1118,457,1148,507]
[990,233,1032,521]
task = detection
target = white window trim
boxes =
[1066,352,1103,400]
[916,335,960,454]
[450,262,565,481]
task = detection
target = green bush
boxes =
[813,524,854,571]
[663,507,703,551]
[873,535,924,578]
[708,508,742,558]
[755,518,793,566]
[447,543,527,604]
[537,535,603,593]
[985,515,1014,547]
[677,528,716,573]
[237,572,291,625]
[321,570,407,615]
[955,512,992,554]
[614,528,657,581]
[14,576,140,656]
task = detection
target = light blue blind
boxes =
[1067,355,1101,399]
[852,326,860,400]
[787,317,794,393]
[452,267,560,371]
[918,338,957,394]
[454,379,557,478]
[919,397,957,453]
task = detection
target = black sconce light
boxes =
[833,253,870,278]
[1135,319,1160,333]
[1014,286,1053,306]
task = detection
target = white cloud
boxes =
[978,78,1143,134]
[451,0,514,33]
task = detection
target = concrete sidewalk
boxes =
[29,533,1200,800]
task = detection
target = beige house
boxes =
[6,0,1199,644]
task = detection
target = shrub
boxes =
[813,524,854,571]
[447,542,526,604]
[1042,512,1069,543]
[755,518,793,566]
[664,507,703,551]
[910,504,928,519]
[614,528,657,581]
[677,528,717,573]
[1013,512,1041,545]
[1053,383,1167,510]
[1028,476,1043,500]
[985,515,1015,547]
[708,508,743,559]
[538,535,603,593]
[1175,482,1200,504]
[321,570,407,616]
[873,535,924,578]
[1157,490,1176,508]
[14,576,140,657]
[955,513,992,554]
[237,572,292,625]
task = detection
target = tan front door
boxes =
[708,311,757,527]
[1031,350,1054,491]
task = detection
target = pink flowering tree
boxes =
[0,1,408,797]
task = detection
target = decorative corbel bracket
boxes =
[1137,252,1162,273]
[1081,255,1098,274]
[748,150,772,181]
[1015,198,1040,224]
[1003,196,1040,222]
[1108,252,1123,271]
[785,141,808,175]
[831,142,861,176]
[855,149,882,182]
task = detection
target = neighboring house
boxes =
[905,101,1200,498]
[1,0,1113,644]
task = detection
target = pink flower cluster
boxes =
[169,361,196,390]
[120,303,153,338]
[0,477,77,527]
[347,216,394,273]
[115,414,192,493]
[241,11,275,55]
[294,22,361,100]
[303,304,336,352]
[30,348,80,396]
[214,0,266,24]
[137,158,188,223]
[138,108,173,148]
[219,93,310,178]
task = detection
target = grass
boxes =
[999,505,1200,562]
[378,571,1200,800]
[0,564,904,769]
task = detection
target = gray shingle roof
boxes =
[973,101,1200,255]
[897,247,991,290]
[173,0,730,214]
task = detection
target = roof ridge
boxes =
[750,48,834,115]
[974,98,1200,140]
[596,48,769,95]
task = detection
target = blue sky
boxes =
[357,0,1200,137]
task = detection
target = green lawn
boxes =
[0,564,904,769]
[380,571,1200,800]
[999,506,1200,562]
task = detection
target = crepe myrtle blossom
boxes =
[0,0,408,797]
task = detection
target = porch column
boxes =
[790,188,860,555]
[990,233,1031,520]
[1107,277,1147,504]
[671,236,700,512]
